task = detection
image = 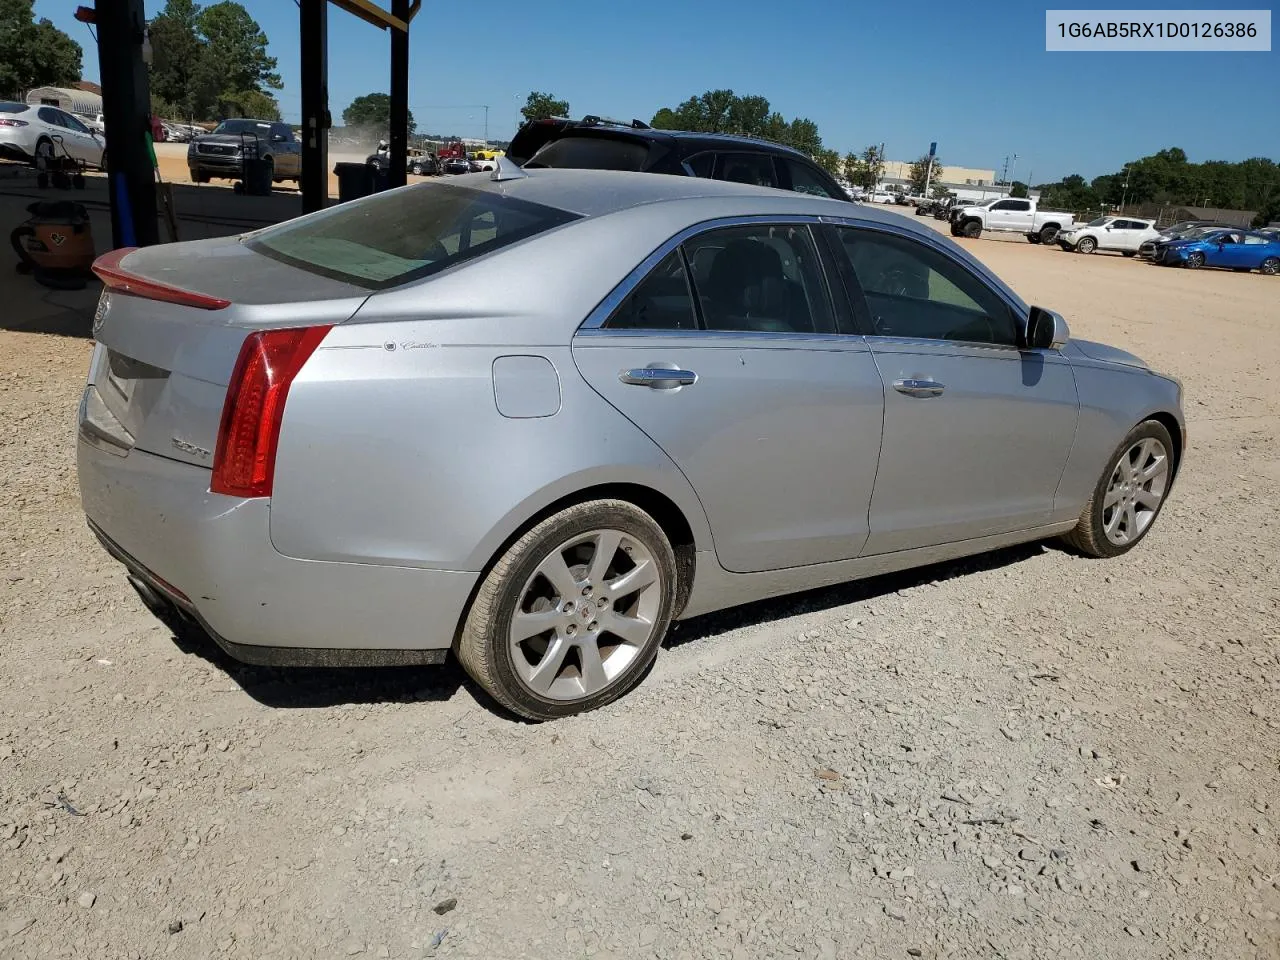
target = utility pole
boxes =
[1009,153,1019,188]
[483,105,489,142]
[1000,155,1009,185]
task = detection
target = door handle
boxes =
[619,367,697,388]
[893,378,945,398]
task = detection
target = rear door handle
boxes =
[893,377,945,398]
[619,367,697,388]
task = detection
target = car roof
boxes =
[451,167,865,219]
[548,120,814,159]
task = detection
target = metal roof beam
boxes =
[329,0,407,31]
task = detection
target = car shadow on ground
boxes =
[665,541,1049,649]
[158,612,475,711]
[153,540,1052,715]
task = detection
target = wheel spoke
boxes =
[1135,489,1162,511]
[1103,504,1123,536]
[1137,455,1166,483]
[577,639,608,691]
[587,530,622,585]
[599,610,654,647]
[1103,485,1125,508]
[606,558,658,599]
[537,550,578,602]
[510,608,561,645]
[1117,452,1135,482]
[525,636,570,694]
[1122,502,1139,538]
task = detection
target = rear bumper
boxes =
[77,431,477,665]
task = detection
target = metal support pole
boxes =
[299,0,329,214]
[96,0,159,249]
[387,0,409,189]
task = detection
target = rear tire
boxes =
[1061,420,1175,558]
[457,500,678,721]
[1076,236,1097,254]
[1261,257,1279,276]
[1039,225,1060,245]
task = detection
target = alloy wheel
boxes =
[1185,252,1204,268]
[509,529,662,701]
[1102,437,1169,546]
[1261,257,1279,276]
[1077,237,1096,254]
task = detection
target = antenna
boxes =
[490,155,527,182]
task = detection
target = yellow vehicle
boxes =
[471,149,505,161]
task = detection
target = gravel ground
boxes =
[1,234,1278,960]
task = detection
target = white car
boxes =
[1059,216,1160,256]
[0,101,106,169]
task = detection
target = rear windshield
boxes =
[525,136,650,172]
[0,102,27,113]
[246,183,579,289]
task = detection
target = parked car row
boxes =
[0,101,107,169]
[1055,217,1280,274]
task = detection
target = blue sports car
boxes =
[1159,228,1280,274]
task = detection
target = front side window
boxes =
[248,183,579,288]
[61,112,89,133]
[685,224,833,334]
[783,159,839,198]
[835,227,1019,346]
[715,153,778,189]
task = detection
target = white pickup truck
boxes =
[949,197,1076,245]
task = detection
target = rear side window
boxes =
[782,159,840,198]
[684,152,714,178]
[247,183,579,289]
[526,136,650,171]
[716,153,778,188]
[606,251,699,330]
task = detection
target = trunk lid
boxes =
[86,239,369,468]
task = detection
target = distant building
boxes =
[874,158,1018,201]
[25,85,102,119]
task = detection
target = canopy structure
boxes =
[91,0,419,248]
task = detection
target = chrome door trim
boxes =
[577,214,827,332]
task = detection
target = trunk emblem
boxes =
[171,437,212,459]
[92,292,111,336]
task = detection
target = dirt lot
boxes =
[1,227,1278,960]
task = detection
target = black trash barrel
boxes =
[334,162,375,203]
[242,156,273,196]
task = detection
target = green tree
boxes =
[813,147,841,177]
[520,91,569,123]
[1009,180,1028,198]
[841,151,861,184]
[845,144,884,191]
[0,0,82,98]
[908,152,940,194]
[648,89,830,160]
[342,92,415,136]
[221,88,280,121]
[146,0,280,121]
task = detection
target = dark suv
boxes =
[506,116,850,201]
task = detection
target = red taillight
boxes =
[92,248,231,310]
[0,119,29,127]
[210,326,332,498]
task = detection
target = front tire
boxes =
[1061,420,1174,558]
[1184,251,1205,269]
[457,500,678,721]
[962,220,982,239]
[1076,236,1097,254]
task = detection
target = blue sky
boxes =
[36,0,1279,183]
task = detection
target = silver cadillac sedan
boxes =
[79,166,1185,720]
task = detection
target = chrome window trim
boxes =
[817,214,1031,336]
[575,327,871,348]
[577,214,828,333]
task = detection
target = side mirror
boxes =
[1026,306,1069,351]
